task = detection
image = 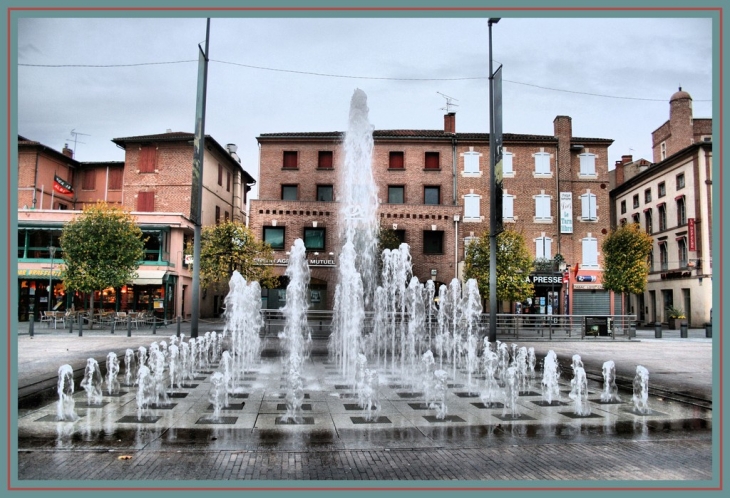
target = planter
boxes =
[668,318,686,330]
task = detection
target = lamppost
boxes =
[48,245,57,311]
[488,17,500,343]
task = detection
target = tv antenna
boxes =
[67,129,90,155]
[437,92,459,113]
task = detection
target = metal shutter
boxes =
[572,289,610,315]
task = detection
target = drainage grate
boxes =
[196,416,238,425]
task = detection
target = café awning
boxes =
[131,270,169,285]
[17,268,62,278]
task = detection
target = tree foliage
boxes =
[198,220,279,290]
[464,228,534,304]
[60,203,145,321]
[601,223,654,295]
[378,226,402,253]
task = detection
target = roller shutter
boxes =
[572,289,610,315]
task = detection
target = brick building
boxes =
[16,132,255,322]
[251,113,615,315]
[609,89,712,327]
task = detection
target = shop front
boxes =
[518,273,564,316]
[570,272,609,315]
[18,269,66,322]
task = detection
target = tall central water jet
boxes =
[330,89,379,380]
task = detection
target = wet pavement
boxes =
[13,324,716,484]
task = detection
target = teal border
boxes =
[1,0,725,495]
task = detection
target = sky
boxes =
[16,15,714,196]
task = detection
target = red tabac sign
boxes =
[53,175,73,195]
[688,218,696,251]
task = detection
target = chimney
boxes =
[444,112,456,134]
[62,143,73,158]
[614,160,625,186]
[226,143,241,163]
[621,154,633,164]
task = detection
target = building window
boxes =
[82,171,96,190]
[283,151,298,169]
[139,145,157,173]
[217,164,223,186]
[644,188,652,203]
[534,193,552,221]
[263,227,285,250]
[226,171,231,192]
[535,236,552,260]
[648,249,654,272]
[678,238,688,268]
[633,194,639,209]
[658,204,667,231]
[533,151,551,175]
[224,211,230,222]
[389,151,404,169]
[578,153,596,176]
[503,193,514,220]
[464,194,481,220]
[393,230,406,244]
[645,210,653,234]
[581,235,599,268]
[57,203,68,210]
[318,151,333,169]
[676,172,685,190]
[317,185,334,202]
[141,230,164,261]
[463,148,480,174]
[136,191,155,212]
[632,213,640,224]
[424,186,440,205]
[620,218,627,226]
[660,142,667,160]
[388,186,405,204]
[620,200,626,214]
[281,185,298,200]
[580,192,597,221]
[108,167,123,190]
[658,182,666,197]
[303,228,326,251]
[659,242,668,271]
[423,231,444,254]
[215,206,221,224]
[677,196,686,225]
[425,152,439,170]
[502,152,514,176]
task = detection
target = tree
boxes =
[198,220,279,290]
[378,226,402,253]
[464,228,534,307]
[60,202,145,326]
[601,222,654,314]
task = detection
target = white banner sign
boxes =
[560,192,573,233]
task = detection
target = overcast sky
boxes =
[17,16,713,193]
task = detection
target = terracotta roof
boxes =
[258,130,612,143]
[111,131,195,144]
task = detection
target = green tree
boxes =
[198,220,279,290]
[378,226,402,253]
[601,222,654,314]
[60,202,145,326]
[464,228,534,307]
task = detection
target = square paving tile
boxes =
[116,415,162,424]
[206,403,245,411]
[492,413,537,422]
[471,402,505,409]
[35,414,85,422]
[423,415,465,423]
[195,416,238,425]
[350,416,392,424]
[558,411,604,419]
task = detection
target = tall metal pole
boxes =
[488,18,500,343]
[48,245,56,311]
[190,18,210,338]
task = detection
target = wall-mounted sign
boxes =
[560,192,573,233]
[576,275,597,282]
[526,275,563,284]
[573,283,603,290]
[255,257,336,267]
[688,218,696,251]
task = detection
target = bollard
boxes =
[176,316,181,337]
[152,317,157,335]
[680,322,688,338]
[705,322,712,338]
[69,320,74,335]
[78,315,83,337]
[654,322,662,339]
[29,315,34,338]
[127,314,132,337]
[110,320,115,335]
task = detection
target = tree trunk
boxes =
[89,292,95,329]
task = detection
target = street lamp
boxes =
[48,245,57,311]
[488,17,500,343]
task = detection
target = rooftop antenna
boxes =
[67,129,90,155]
[437,92,459,113]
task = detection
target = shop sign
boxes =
[688,218,696,251]
[576,275,596,282]
[560,192,573,233]
[255,257,336,267]
[526,275,563,284]
[573,283,603,290]
[18,268,62,277]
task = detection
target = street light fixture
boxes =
[48,245,57,311]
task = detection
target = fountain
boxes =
[600,360,621,403]
[279,238,312,424]
[632,365,650,414]
[502,365,520,418]
[480,339,501,407]
[432,369,449,419]
[80,358,103,406]
[123,348,137,387]
[56,364,78,421]
[568,354,591,416]
[105,352,120,395]
[207,371,227,421]
[541,350,561,405]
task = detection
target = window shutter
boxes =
[226,171,231,192]
[283,151,298,168]
[82,171,96,190]
[579,153,596,175]
[535,238,545,259]
[108,167,123,190]
[503,194,514,218]
[425,152,439,169]
[137,191,154,212]
[464,152,479,173]
[545,237,552,259]
[318,151,333,168]
[582,237,598,267]
[139,146,156,173]
[503,152,513,174]
[464,195,480,219]
[536,195,550,218]
[534,152,550,174]
[389,152,404,169]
